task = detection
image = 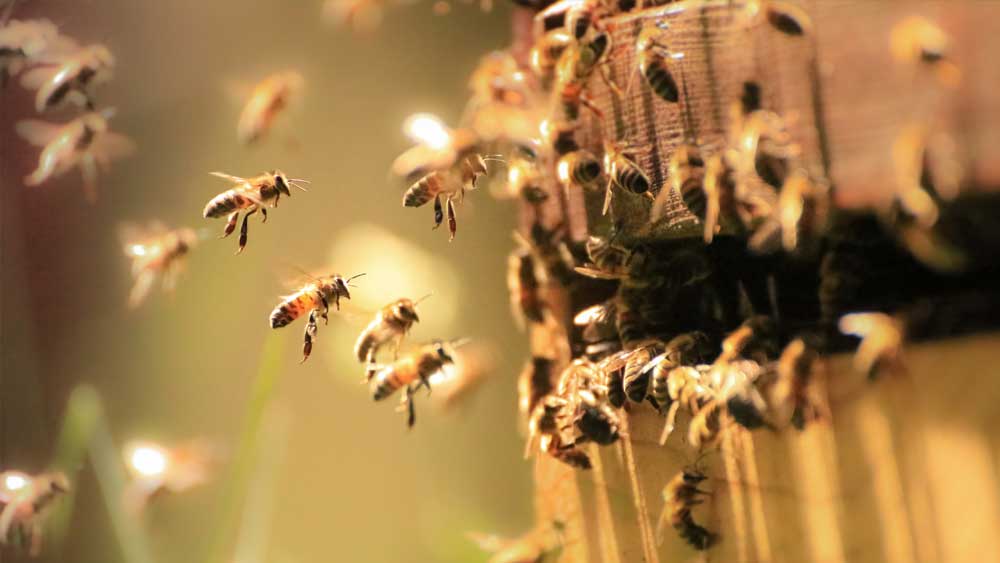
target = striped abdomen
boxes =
[370,357,419,401]
[640,52,679,103]
[558,150,601,187]
[649,363,673,409]
[612,159,651,195]
[403,173,444,208]
[354,314,407,362]
[623,346,656,403]
[269,289,318,328]
[679,177,707,220]
[203,189,255,218]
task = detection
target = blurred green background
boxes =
[0,0,533,561]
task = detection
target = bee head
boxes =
[433,341,455,364]
[48,472,71,494]
[394,299,420,323]
[93,45,115,69]
[273,170,292,197]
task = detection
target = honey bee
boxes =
[556,149,602,193]
[505,156,549,206]
[602,140,652,215]
[354,296,426,380]
[526,396,592,469]
[889,15,960,87]
[468,51,529,108]
[0,470,69,556]
[597,339,662,405]
[0,19,72,86]
[634,22,681,104]
[122,440,215,513]
[839,312,905,380]
[520,223,577,286]
[518,356,555,418]
[760,0,811,36]
[201,170,308,254]
[574,227,631,280]
[687,398,724,450]
[716,359,772,431]
[571,388,621,445]
[237,70,304,144]
[530,29,573,84]
[539,118,579,156]
[716,315,777,366]
[774,338,827,429]
[657,468,716,550]
[19,43,113,113]
[575,300,620,360]
[508,245,547,329]
[640,332,713,438]
[369,340,461,427]
[119,222,200,309]
[17,108,134,202]
[468,520,566,563]
[269,272,365,363]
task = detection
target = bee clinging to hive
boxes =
[518,356,555,418]
[602,140,652,215]
[17,108,134,202]
[774,338,828,429]
[508,240,547,330]
[237,70,304,145]
[556,149,602,194]
[201,169,308,254]
[270,272,365,363]
[119,222,201,309]
[0,470,69,556]
[355,296,426,380]
[530,29,573,85]
[634,21,682,104]
[19,42,114,113]
[657,467,716,550]
[369,339,463,428]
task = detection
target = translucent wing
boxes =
[209,171,249,184]
[573,265,625,280]
[15,118,62,146]
[18,64,54,90]
[92,131,136,168]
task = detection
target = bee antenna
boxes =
[414,293,433,305]
[449,337,472,349]
[345,272,367,286]
[283,261,323,284]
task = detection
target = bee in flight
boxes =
[19,41,114,113]
[270,272,365,363]
[355,296,428,381]
[657,467,716,550]
[0,18,74,87]
[201,170,308,254]
[369,339,465,428]
[121,439,215,513]
[237,70,304,145]
[17,108,134,202]
[394,113,498,241]
[119,221,202,309]
[0,470,69,556]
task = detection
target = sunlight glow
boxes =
[4,474,28,491]
[404,113,451,150]
[129,444,168,477]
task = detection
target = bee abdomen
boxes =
[553,447,592,470]
[203,191,242,218]
[676,512,717,550]
[607,370,626,409]
[617,166,651,195]
[643,58,679,103]
[371,371,402,401]
[403,174,441,208]
[650,366,671,408]
[680,180,707,219]
[354,328,379,362]
[270,299,304,329]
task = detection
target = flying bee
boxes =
[17,108,134,202]
[355,296,427,380]
[122,439,215,513]
[602,140,653,215]
[0,19,73,87]
[370,340,462,428]
[634,22,682,104]
[529,29,573,84]
[556,149,602,193]
[468,520,566,563]
[237,70,304,144]
[0,470,69,556]
[839,312,905,380]
[19,43,113,113]
[270,272,365,363]
[657,468,716,550]
[774,338,827,429]
[202,170,307,254]
[508,244,547,329]
[518,356,555,418]
[119,222,201,309]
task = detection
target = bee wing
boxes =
[573,265,625,280]
[573,304,611,326]
[18,64,56,90]
[92,131,136,168]
[15,118,62,146]
[640,352,670,374]
[209,171,250,184]
[128,270,158,309]
[390,144,454,181]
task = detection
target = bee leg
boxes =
[237,208,257,255]
[432,194,443,230]
[301,309,318,363]
[319,293,331,322]
[222,212,239,238]
[659,401,681,445]
[260,208,267,223]
[602,176,614,216]
[446,197,457,241]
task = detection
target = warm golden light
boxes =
[4,473,28,492]
[128,443,169,477]
[404,113,451,150]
